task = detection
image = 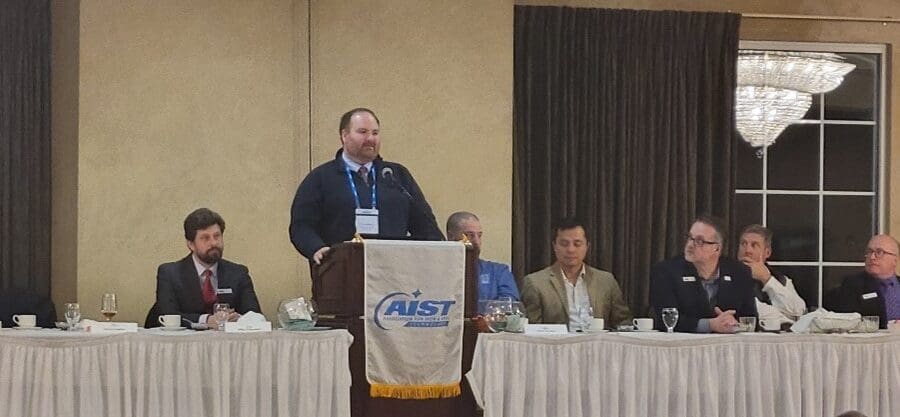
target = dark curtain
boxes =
[513,6,739,316]
[0,0,52,296]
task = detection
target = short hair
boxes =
[446,211,479,239]
[553,217,589,242]
[740,224,773,248]
[339,108,380,133]
[693,214,726,247]
[184,208,225,241]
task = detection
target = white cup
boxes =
[13,315,37,328]
[158,314,182,328]
[590,318,605,331]
[633,318,653,331]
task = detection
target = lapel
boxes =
[180,255,205,307]
[548,265,569,314]
[681,259,712,310]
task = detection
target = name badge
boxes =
[216,288,233,295]
[682,276,696,282]
[480,274,491,284]
[355,208,379,235]
[862,292,878,300]
[723,275,732,282]
[524,324,568,335]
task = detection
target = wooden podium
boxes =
[313,242,479,417]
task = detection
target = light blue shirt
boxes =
[477,259,520,313]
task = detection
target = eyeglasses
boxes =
[864,248,897,259]
[686,234,719,247]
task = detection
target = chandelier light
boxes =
[735,50,856,155]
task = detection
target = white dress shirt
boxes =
[192,254,219,324]
[563,266,589,329]
[756,275,807,326]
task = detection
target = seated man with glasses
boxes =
[649,215,757,333]
[828,234,900,328]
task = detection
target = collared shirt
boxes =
[192,254,219,323]
[696,267,720,333]
[476,259,520,313]
[876,275,900,320]
[563,265,589,329]
[341,152,373,175]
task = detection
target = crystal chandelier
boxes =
[735,50,856,155]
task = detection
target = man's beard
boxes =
[197,247,222,264]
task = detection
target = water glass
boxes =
[213,303,231,331]
[661,307,679,333]
[64,303,81,331]
[101,293,117,322]
[573,304,594,332]
[739,316,757,333]
[862,315,880,333]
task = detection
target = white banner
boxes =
[364,240,466,399]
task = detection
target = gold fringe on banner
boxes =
[370,383,461,399]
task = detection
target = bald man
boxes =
[829,234,900,328]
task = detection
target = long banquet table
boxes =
[466,331,900,417]
[0,328,353,417]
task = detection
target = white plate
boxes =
[158,326,187,331]
[13,327,40,330]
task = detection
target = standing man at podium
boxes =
[446,211,520,312]
[290,108,444,265]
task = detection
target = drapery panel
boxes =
[0,0,52,295]
[512,6,740,316]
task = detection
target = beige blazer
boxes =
[521,263,632,328]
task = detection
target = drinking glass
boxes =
[100,293,117,322]
[483,300,510,332]
[661,307,679,333]
[64,303,81,331]
[739,316,757,333]
[573,304,594,332]
[862,315,880,333]
[213,303,231,331]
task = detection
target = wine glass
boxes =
[64,303,81,331]
[213,303,231,331]
[101,293,117,322]
[661,307,679,333]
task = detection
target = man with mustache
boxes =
[290,108,443,266]
[828,234,900,329]
[152,208,261,329]
[649,215,757,333]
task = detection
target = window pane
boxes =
[822,196,873,262]
[767,124,819,190]
[734,194,762,237]
[823,266,863,310]
[824,53,877,121]
[767,195,818,261]
[823,125,874,191]
[773,265,818,309]
[736,142,762,189]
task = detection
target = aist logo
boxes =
[373,289,456,330]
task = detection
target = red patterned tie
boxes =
[202,269,216,309]
[358,166,369,186]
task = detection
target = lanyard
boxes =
[345,166,377,209]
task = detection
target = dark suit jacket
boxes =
[827,271,890,329]
[649,255,757,332]
[152,255,261,325]
[289,149,444,260]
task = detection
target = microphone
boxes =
[381,167,413,200]
[379,165,443,240]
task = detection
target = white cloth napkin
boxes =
[790,308,861,333]
[236,311,267,324]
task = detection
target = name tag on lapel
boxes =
[216,288,233,295]
[862,292,878,300]
[682,276,696,282]
[723,275,732,282]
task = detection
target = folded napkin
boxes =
[237,311,267,324]
[790,309,861,333]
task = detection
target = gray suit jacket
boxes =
[521,263,632,328]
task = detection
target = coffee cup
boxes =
[13,314,37,328]
[633,318,653,331]
[589,318,605,331]
[158,314,182,328]
[759,319,780,331]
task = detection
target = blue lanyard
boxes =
[345,166,377,209]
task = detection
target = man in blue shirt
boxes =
[445,211,519,312]
[829,234,900,328]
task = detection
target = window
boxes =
[734,41,885,309]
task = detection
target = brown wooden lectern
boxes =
[313,242,479,417]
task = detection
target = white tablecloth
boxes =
[0,329,353,417]
[466,331,900,417]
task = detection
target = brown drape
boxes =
[0,0,52,295]
[513,6,739,316]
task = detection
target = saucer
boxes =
[634,329,659,332]
[158,326,187,331]
[13,326,39,330]
[300,326,332,331]
[583,328,609,333]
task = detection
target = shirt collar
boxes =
[341,152,373,173]
[191,253,218,278]
[879,275,899,287]
[561,265,586,285]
